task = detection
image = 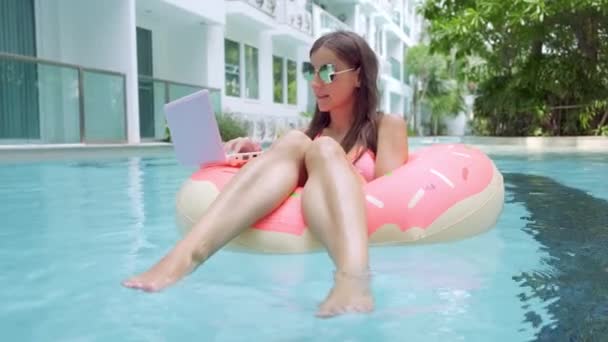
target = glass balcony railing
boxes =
[317,5,349,33]
[403,22,411,36]
[0,52,126,144]
[83,70,126,143]
[392,11,401,26]
[278,0,313,35]
[138,76,221,141]
[231,0,277,17]
[403,65,411,85]
[389,57,401,81]
[372,0,392,14]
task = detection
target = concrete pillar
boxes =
[124,0,140,144]
[368,17,376,52]
[204,24,225,91]
[353,5,360,34]
[381,28,387,57]
[297,45,310,114]
[259,31,273,105]
[383,87,390,113]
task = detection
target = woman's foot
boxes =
[121,247,200,292]
[316,270,374,318]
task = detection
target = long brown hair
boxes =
[304,30,382,160]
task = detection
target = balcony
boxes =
[226,0,277,31]
[358,0,409,40]
[141,0,226,26]
[0,53,126,144]
[389,57,401,81]
[392,9,402,27]
[403,21,411,36]
[313,4,350,36]
[371,0,392,14]
[276,0,313,36]
[240,0,277,17]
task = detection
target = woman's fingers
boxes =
[223,140,235,153]
[233,139,247,153]
[224,137,260,153]
[224,137,244,153]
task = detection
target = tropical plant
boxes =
[215,113,249,141]
[420,0,608,136]
[406,44,466,135]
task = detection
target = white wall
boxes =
[163,0,225,25]
[136,12,207,86]
[35,0,140,143]
[297,45,312,115]
[204,24,225,91]
[36,0,134,75]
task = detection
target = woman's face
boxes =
[308,47,359,113]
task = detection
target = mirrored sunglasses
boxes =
[302,62,356,84]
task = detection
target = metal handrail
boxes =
[137,75,220,92]
[0,52,125,77]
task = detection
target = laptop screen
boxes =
[164,89,226,167]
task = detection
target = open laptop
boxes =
[164,89,261,167]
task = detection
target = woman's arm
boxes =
[374,114,409,178]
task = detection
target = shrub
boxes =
[215,113,248,142]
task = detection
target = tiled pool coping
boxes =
[1,137,606,163]
[0,142,173,162]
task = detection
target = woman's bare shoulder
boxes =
[378,113,408,134]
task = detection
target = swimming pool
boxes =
[1,143,606,341]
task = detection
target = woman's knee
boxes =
[305,136,345,165]
[269,129,312,156]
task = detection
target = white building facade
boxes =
[0,0,423,145]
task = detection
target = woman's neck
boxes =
[327,101,355,136]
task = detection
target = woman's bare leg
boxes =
[122,130,312,292]
[301,137,373,318]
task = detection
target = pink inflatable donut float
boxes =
[175,143,505,253]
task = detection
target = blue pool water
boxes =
[1,146,607,341]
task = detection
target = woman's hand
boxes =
[223,137,262,154]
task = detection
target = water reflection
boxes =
[124,157,148,274]
[505,172,608,341]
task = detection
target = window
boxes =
[226,40,259,100]
[273,56,284,103]
[287,60,297,105]
[244,44,259,99]
[224,39,240,97]
[273,57,297,105]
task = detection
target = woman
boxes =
[123,30,409,318]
